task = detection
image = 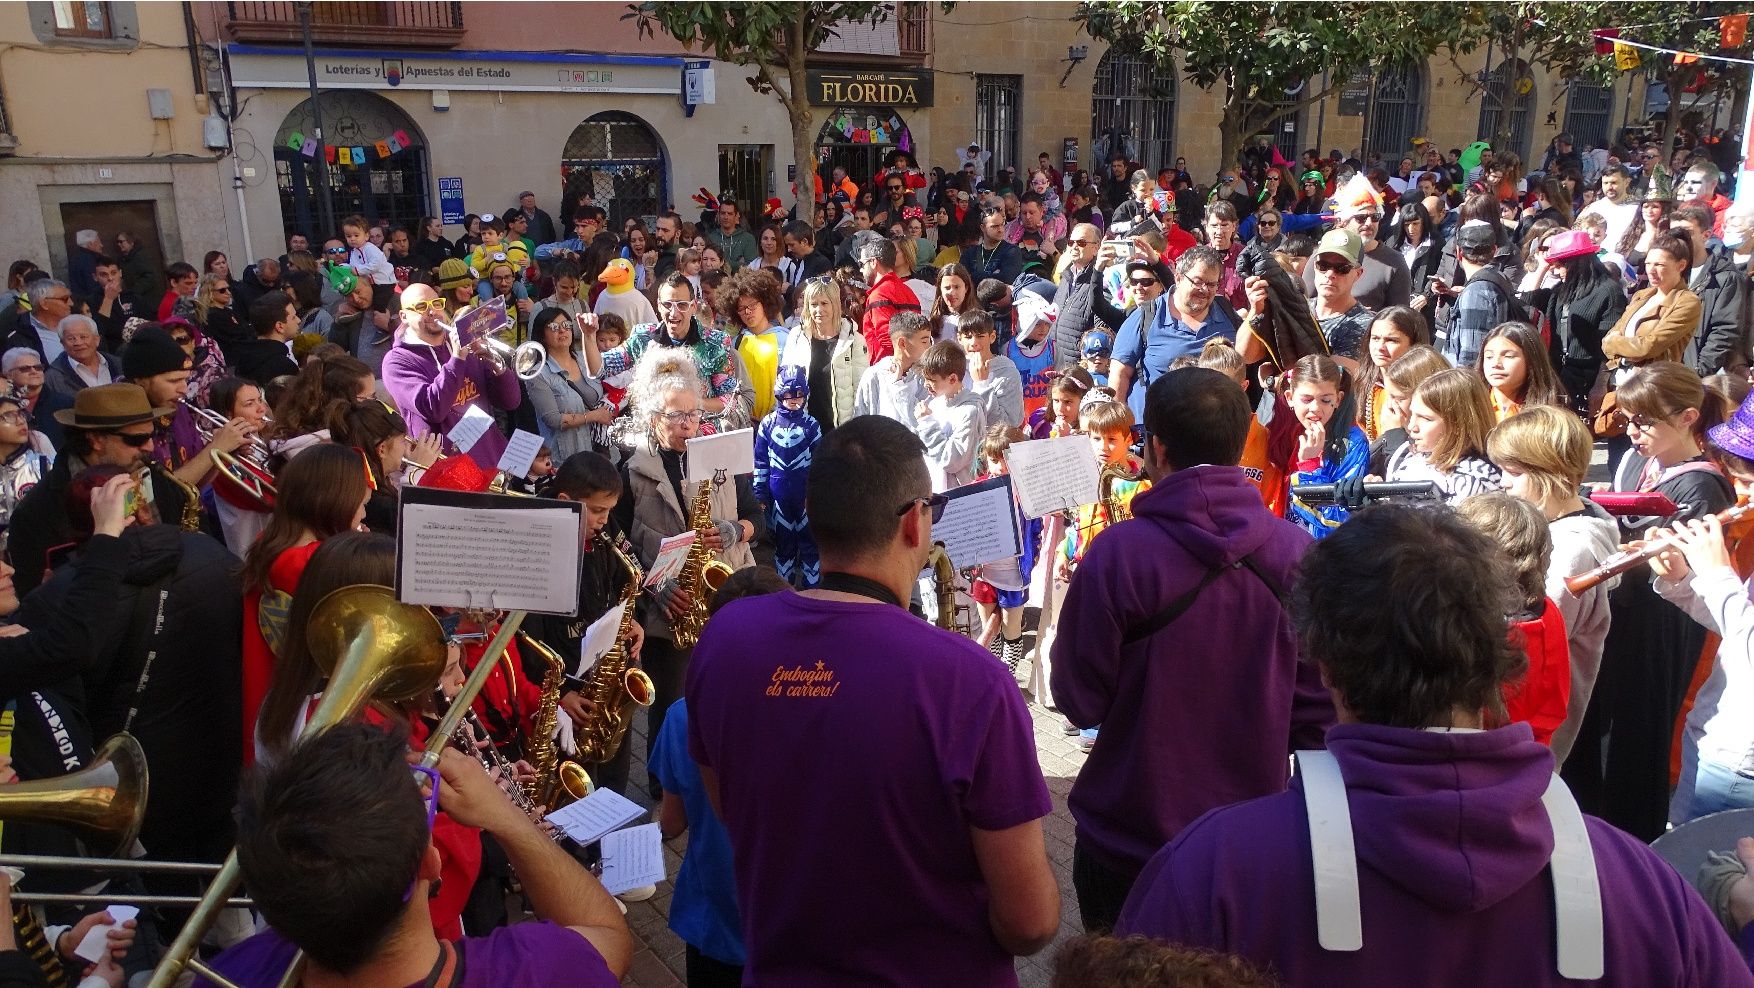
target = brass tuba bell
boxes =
[304,585,449,716]
[0,733,149,859]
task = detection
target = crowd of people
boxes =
[0,117,1750,987]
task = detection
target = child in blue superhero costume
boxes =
[754,365,824,587]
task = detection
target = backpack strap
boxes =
[1541,773,1605,980]
[1296,749,1363,951]
[1120,550,1284,646]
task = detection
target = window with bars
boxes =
[1477,59,1536,161]
[562,111,669,231]
[975,75,1021,183]
[1092,47,1176,171]
[1563,81,1615,151]
[53,0,110,37]
[1368,62,1425,160]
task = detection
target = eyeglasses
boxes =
[656,299,695,310]
[403,298,448,315]
[115,431,154,447]
[0,412,26,427]
[1625,413,1673,432]
[1314,259,1355,275]
[661,409,704,424]
[896,492,950,523]
[1181,276,1220,294]
[1259,219,1281,228]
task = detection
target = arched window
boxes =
[562,111,668,231]
[1091,46,1176,170]
[273,92,428,242]
[814,109,915,193]
[1563,80,1615,151]
[1477,58,1536,160]
[1368,62,1425,160]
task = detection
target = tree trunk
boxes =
[1661,65,1683,167]
[1219,78,1245,181]
[786,18,815,219]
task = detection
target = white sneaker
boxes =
[616,884,658,902]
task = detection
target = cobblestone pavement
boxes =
[548,628,1082,988]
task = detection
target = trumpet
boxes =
[181,399,276,513]
[435,316,547,380]
[1564,501,1754,594]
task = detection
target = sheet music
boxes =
[1005,434,1102,519]
[447,404,495,453]
[599,823,667,895]
[578,600,628,677]
[934,476,1021,568]
[455,294,508,344]
[686,428,755,482]
[497,429,544,479]
[544,787,646,846]
[643,531,696,588]
[399,502,581,614]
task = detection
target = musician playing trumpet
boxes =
[381,282,522,472]
[121,325,255,504]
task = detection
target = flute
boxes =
[1563,501,1754,595]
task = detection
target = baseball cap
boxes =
[1315,229,1363,266]
[1455,220,1499,252]
[1124,258,1171,285]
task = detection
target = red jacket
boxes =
[1502,598,1570,746]
[240,541,323,767]
[860,270,921,361]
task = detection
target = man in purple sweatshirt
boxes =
[381,283,521,470]
[1117,505,1754,986]
[1051,366,1333,932]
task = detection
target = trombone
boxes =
[0,733,251,908]
[181,399,276,513]
[147,588,528,988]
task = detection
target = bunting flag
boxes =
[1723,13,1748,48]
[1592,27,1620,55]
[1674,51,1701,65]
[285,131,304,151]
[1614,42,1641,71]
[337,147,352,165]
[299,137,317,157]
[375,140,392,159]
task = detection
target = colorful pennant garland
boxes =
[281,128,420,161]
[1593,13,1754,68]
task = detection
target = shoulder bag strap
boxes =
[1296,749,1363,952]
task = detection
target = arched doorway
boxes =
[814,110,914,196]
[1092,46,1175,170]
[1368,62,1425,160]
[1477,59,1536,160]
[274,92,428,241]
[562,111,668,231]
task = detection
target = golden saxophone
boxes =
[671,471,735,649]
[518,630,564,808]
[925,543,959,631]
[1099,461,1143,525]
[573,534,655,769]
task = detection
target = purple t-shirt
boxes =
[687,591,1052,987]
[194,921,616,988]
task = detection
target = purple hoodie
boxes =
[380,331,521,470]
[1050,464,1332,875]
[1118,723,1754,986]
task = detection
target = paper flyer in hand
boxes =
[643,531,696,588]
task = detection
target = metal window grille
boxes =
[1477,59,1535,160]
[975,75,1021,183]
[562,111,668,231]
[1563,80,1615,151]
[1368,62,1424,159]
[1091,47,1176,171]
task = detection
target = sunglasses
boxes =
[1314,259,1355,275]
[116,432,154,447]
[887,186,905,193]
[1128,278,1160,288]
[896,493,950,523]
[325,247,348,255]
[403,298,449,315]
[1259,219,1281,227]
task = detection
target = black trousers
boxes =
[643,635,692,795]
[1072,840,1143,933]
[686,944,744,988]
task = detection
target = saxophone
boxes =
[924,543,960,631]
[518,630,564,808]
[1099,461,1143,525]
[671,471,735,649]
[573,534,655,769]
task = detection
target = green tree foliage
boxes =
[1074,2,1487,173]
[627,2,897,215]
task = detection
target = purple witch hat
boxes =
[1707,389,1754,461]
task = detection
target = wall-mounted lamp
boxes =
[1060,45,1089,88]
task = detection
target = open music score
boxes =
[397,487,583,616]
[1005,434,1102,519]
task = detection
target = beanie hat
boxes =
[437,257,472,290]
[120,326,191,380]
